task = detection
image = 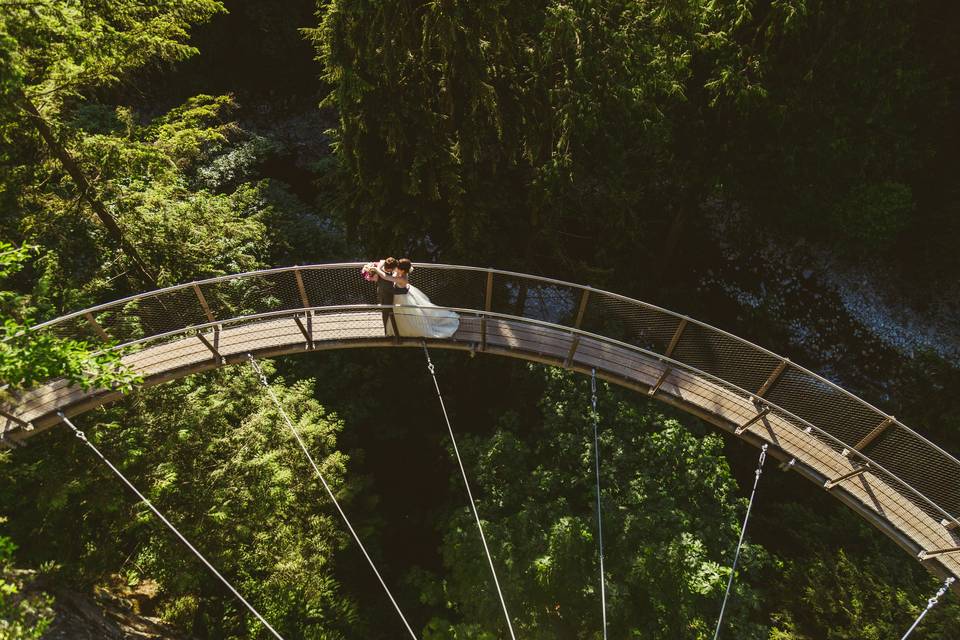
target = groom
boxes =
[372,257,400,337]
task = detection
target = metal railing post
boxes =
[565,288,591,367]
[196,327,223,363]
[918,547,960,561]
[480,270,493,351]
[193,284,215,323]
[84,312,111,342]
[757,359,788,398]
[293,315,313,349]
[736,406,771,436]
[0,407,30,430]
[846,416,895,456]
[824,464,870,490]
[294,267,311,308]
[649,317,688,396]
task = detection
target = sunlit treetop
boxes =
[0,0,224,112]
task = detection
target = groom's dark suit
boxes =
[376,276,398,336]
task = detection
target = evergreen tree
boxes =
[310,0,798,279]
[0,0,225,293]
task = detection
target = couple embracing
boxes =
[362,258,459,339]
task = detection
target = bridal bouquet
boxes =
[361,260,383,282]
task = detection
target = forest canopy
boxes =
[1,0,958,639]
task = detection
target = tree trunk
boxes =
[17,93,159,290]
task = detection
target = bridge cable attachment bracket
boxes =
[778,457,796,472]
[899,576,955,639]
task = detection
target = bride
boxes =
[371,259,460,338]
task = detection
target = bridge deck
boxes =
[4,310,958,584]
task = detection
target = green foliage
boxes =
[5,94,274,304]
[115,180,268,285]
[420,365,768,639]
[4,84,342,307]
[0,364,360,639]
[763,503,960,639]
[311,0,958,277]
[721,0,944,255]
[0,0,257,302]
[0,241,138,393]
[0,525,53,640]
[0,0,225,110]
[310,0,808,274]
[63,94,260,283]
[149,95,239,167]
[830,182,913,250]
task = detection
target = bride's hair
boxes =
[398,258,412,273]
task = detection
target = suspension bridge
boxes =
[1,262,958,632]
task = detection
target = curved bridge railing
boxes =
[2,263,958,583]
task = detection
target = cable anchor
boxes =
[421,341,436,375]
[900,576,955,639]
[590,368,598,412]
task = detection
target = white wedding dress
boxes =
[389,285,460,338]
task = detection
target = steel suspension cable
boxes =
[56,411,286,640]
[590,369,608,640]
[420,343,517,640]
[246,355,419,640]
[712,443,768,640]
[899,576,955,639]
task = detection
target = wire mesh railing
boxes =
[6,263,960,546]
